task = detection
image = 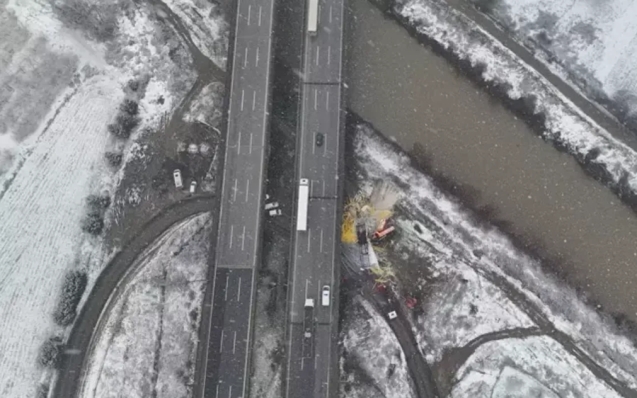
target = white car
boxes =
[387,311,397,320]
[189,180,197,194]
[321,285,330,306]
[269,209,282,216]
[173,169,183,188]
[265,201,279,210]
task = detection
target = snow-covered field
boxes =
[353,121,637,397]
[341,295,416,398]
[0,0,224,396]
[471,0,637,110]
[393,0,637,214]
[81,213,211,398]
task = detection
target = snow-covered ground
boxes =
[81,213,211,398]
[341,295,416,398]
[393,0,637,214]
[471,0,637,108]
[352,121,637,396]
[0,0,224,396]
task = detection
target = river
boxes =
[346,0,637,322]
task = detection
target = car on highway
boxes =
[315,132,324,147]
[189,180,197,194]
[321,285,330,306]
[304,298,315,338]
[173,169,183,189]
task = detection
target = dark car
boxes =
[315,132,324,146]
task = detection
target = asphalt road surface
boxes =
[284,0,345,396]
[196,0,275,396]
[53,195,214,398]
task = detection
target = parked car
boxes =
[387,311,397,320]
[269,209,282,216]
[321,285,330,306]
[173,169,183,188]
[190,180,197,194]
[315,132,324,147]
[265,201,279,210]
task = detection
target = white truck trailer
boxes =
[307,0,318,36]
[296,178,309,231]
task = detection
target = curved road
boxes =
[53,194,214,398]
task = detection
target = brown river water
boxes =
[346,0,637,322]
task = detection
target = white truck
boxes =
[307,0,318,36]
[296,179,309,231]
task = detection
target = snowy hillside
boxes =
[0,0,225,396]
[352,120,637,397]
[469,0,637,123]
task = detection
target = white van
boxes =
[173,169,183,188]
[321,286,330,306]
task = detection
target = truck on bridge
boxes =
[297,178,309,231]
[307,0,318,36]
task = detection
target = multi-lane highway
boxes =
[196,0,275,396]
[284,0,345,396]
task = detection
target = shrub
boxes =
[105,151,123,167]
[120,99,139,116]
[86,194,111,210]
[81,212,104,235]
[36,383,50,398]
[116,113,139,139]
[53,271,88,327]
[38,336,63,368]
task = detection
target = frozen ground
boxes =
[351,121,637,397]
[393,0,637,216]
[341,295,416,398]
[0,0,224,396]
[81,213,211,398]
[470,0,637,112]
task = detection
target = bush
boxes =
[38,337,63,368]
[81,212,104,235]
[86,194,111,211]
[105,151,123,167]
[115,113,139,139]
[53,271,88,327]
[120,99,139,116]
[36,383,50,398]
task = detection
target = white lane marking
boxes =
[307,228,312,253]
[326,91,330,110]
[317,279,321,304]
[220,329,225,352]
[315,354,319,369]
[329,5,332,23]
[244,47,248,68]
[233,331,237,354]
[322,180,326,196]
[256,46,260,67]
[315,46,320,66]
[216,384,219,398]
[249,133,253,154]
[228,386,232,398]
[232,178,238,201]
[252,90,256,111]
[323,134,328,156]
[305,279,310,298]
[245,179,250,202]
[327,45,331,65]
[310,179,315,196]
[238,276,242,301]
[247,4,251,25]
[225,274,230,301]
[314,89,318,110]
[229,224,234,248]
[241,225,246,251]
[301,357,305,370]
[241,89,245,111]
[237,130,242,155]
[320,228,324,252]
[312,132,316,155]
[258,6,262,26]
